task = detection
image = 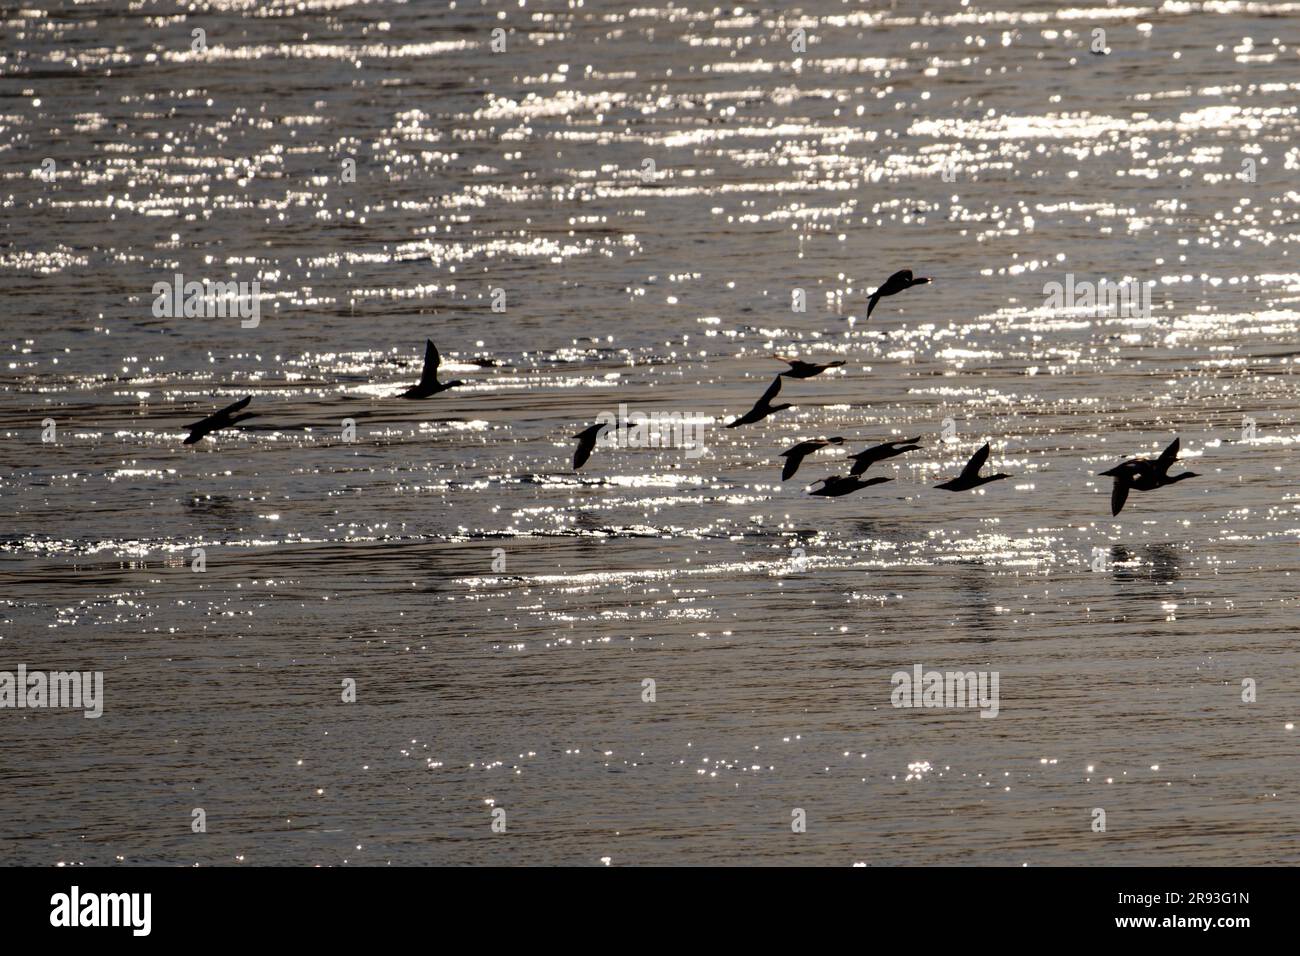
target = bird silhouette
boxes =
[867,269,931,319]
[725,376,792,428]
[808,475,893,497]
[848,437,922,475]
[1098,438,1198,516]
[183,395,257,445]
[779,437,844,480]
[934,442,1010,491]
[572,422,609,471]
[774,355,846,379]
[398,339,464,399]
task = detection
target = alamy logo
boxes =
[50,886,151,936]
[1043,274,1152,318]
[595,404,707,459]
[891,664,999,718]
[0,664,103,718]
[152,273,261,327]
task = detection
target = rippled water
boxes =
[2,1,1299,866]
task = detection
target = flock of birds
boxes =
[180,270,1198,516]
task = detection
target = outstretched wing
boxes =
[756,375,782,407]
[188,395,250,430]
[218,395,252,418]
[1155,437,1180,473]
[781,455,801,481]
[866,290,882,318]
[960,442,991,480]
[573,424,605,470]
[1110,478,1131,516]
[417,339,442,388]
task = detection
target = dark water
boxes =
[2,1,1298,865]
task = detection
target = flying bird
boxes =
[934,442,1010,491]
[398,339,464,399]
[725,376,792,428]
[848,437,923,476]
[808,475,893,497]
[183,395,257,445]
[774,356,846,379]
[572,422,609,471]
[867,269,931,319]
[779,437,844,481]
[1098,437,1198,516]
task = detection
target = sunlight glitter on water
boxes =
[2,0,1299,867]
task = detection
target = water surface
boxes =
[1,0,1298,865]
